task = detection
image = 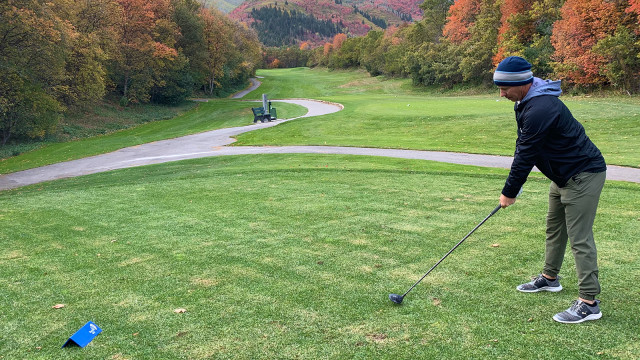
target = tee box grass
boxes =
[1,155,639,359]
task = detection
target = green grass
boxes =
[3,68,639,172]
[236,68,640,168]
[60,99,200,141]
[1,155,639,359]
[1,68,639,358]
[0,100,198,161]
[0,100,307,174]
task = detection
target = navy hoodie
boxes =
[502,78,606,198]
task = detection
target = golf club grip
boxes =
[402,204,502,297]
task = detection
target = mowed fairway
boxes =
[1,68,639,359]
[238,68,640,168]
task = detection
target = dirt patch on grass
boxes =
[366,333,389,343]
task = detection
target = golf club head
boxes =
[389,293,404,304]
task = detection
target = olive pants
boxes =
[543,171,606,301]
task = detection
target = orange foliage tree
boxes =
[300,41,311,50]
[442,0,482,43]
[551,0,629,87]
[332,33,348,51]
[113,0,179,103]
[323,42,333,56]
[269,58,282,68]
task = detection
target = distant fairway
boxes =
[236,68,640,169]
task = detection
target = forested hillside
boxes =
[261,0,640,96]
[229,0,423,46]
[250,6,344,46]
[0,0,261,147]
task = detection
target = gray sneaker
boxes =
[553,300,602,324]
[517,274,562,293]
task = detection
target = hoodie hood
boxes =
[520,77,562,104]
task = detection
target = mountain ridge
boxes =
[203,0,424,47]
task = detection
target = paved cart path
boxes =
[1,97,638,191]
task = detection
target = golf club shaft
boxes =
[401,204,502,298]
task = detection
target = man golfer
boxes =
[494,56,607,323]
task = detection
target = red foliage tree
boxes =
[442,0,482,43]
[628,0,640,16]
[551,0,627,86]
[627,0,640,29]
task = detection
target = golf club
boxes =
[389,188,522,304]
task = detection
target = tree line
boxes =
[0,0,262,146]
[273,0,640,94]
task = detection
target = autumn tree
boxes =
[374,25,410,76]
[224,20,262,91]
[59,0,119,107]
[0,70,62,146]
[520,0,563,77]
[442,0,482,43]
[147,1,193,104]
[551,0,631,87]
[0,0,70,144]
[112,0,155,103]
[358,30,384,75]
[435,0,501,84]
[590,2,640,92]
[111,0,179,104]
[327,36,362,69]
[199,7,261,96]
[332,33,348,51]
[269,58,282,68]
[264,46,310,68]
[404,0,456,86]
[592,25,640,92]
[200,7,232,95]
[493,0,534,63]
[458,0,501,83]
[323,42,333,57]
[172,0,207,93]
[602,0,640,92]
[300,41,311,50]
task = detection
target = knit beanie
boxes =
[493,56,534,86]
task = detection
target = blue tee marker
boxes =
[62,321,102,348]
